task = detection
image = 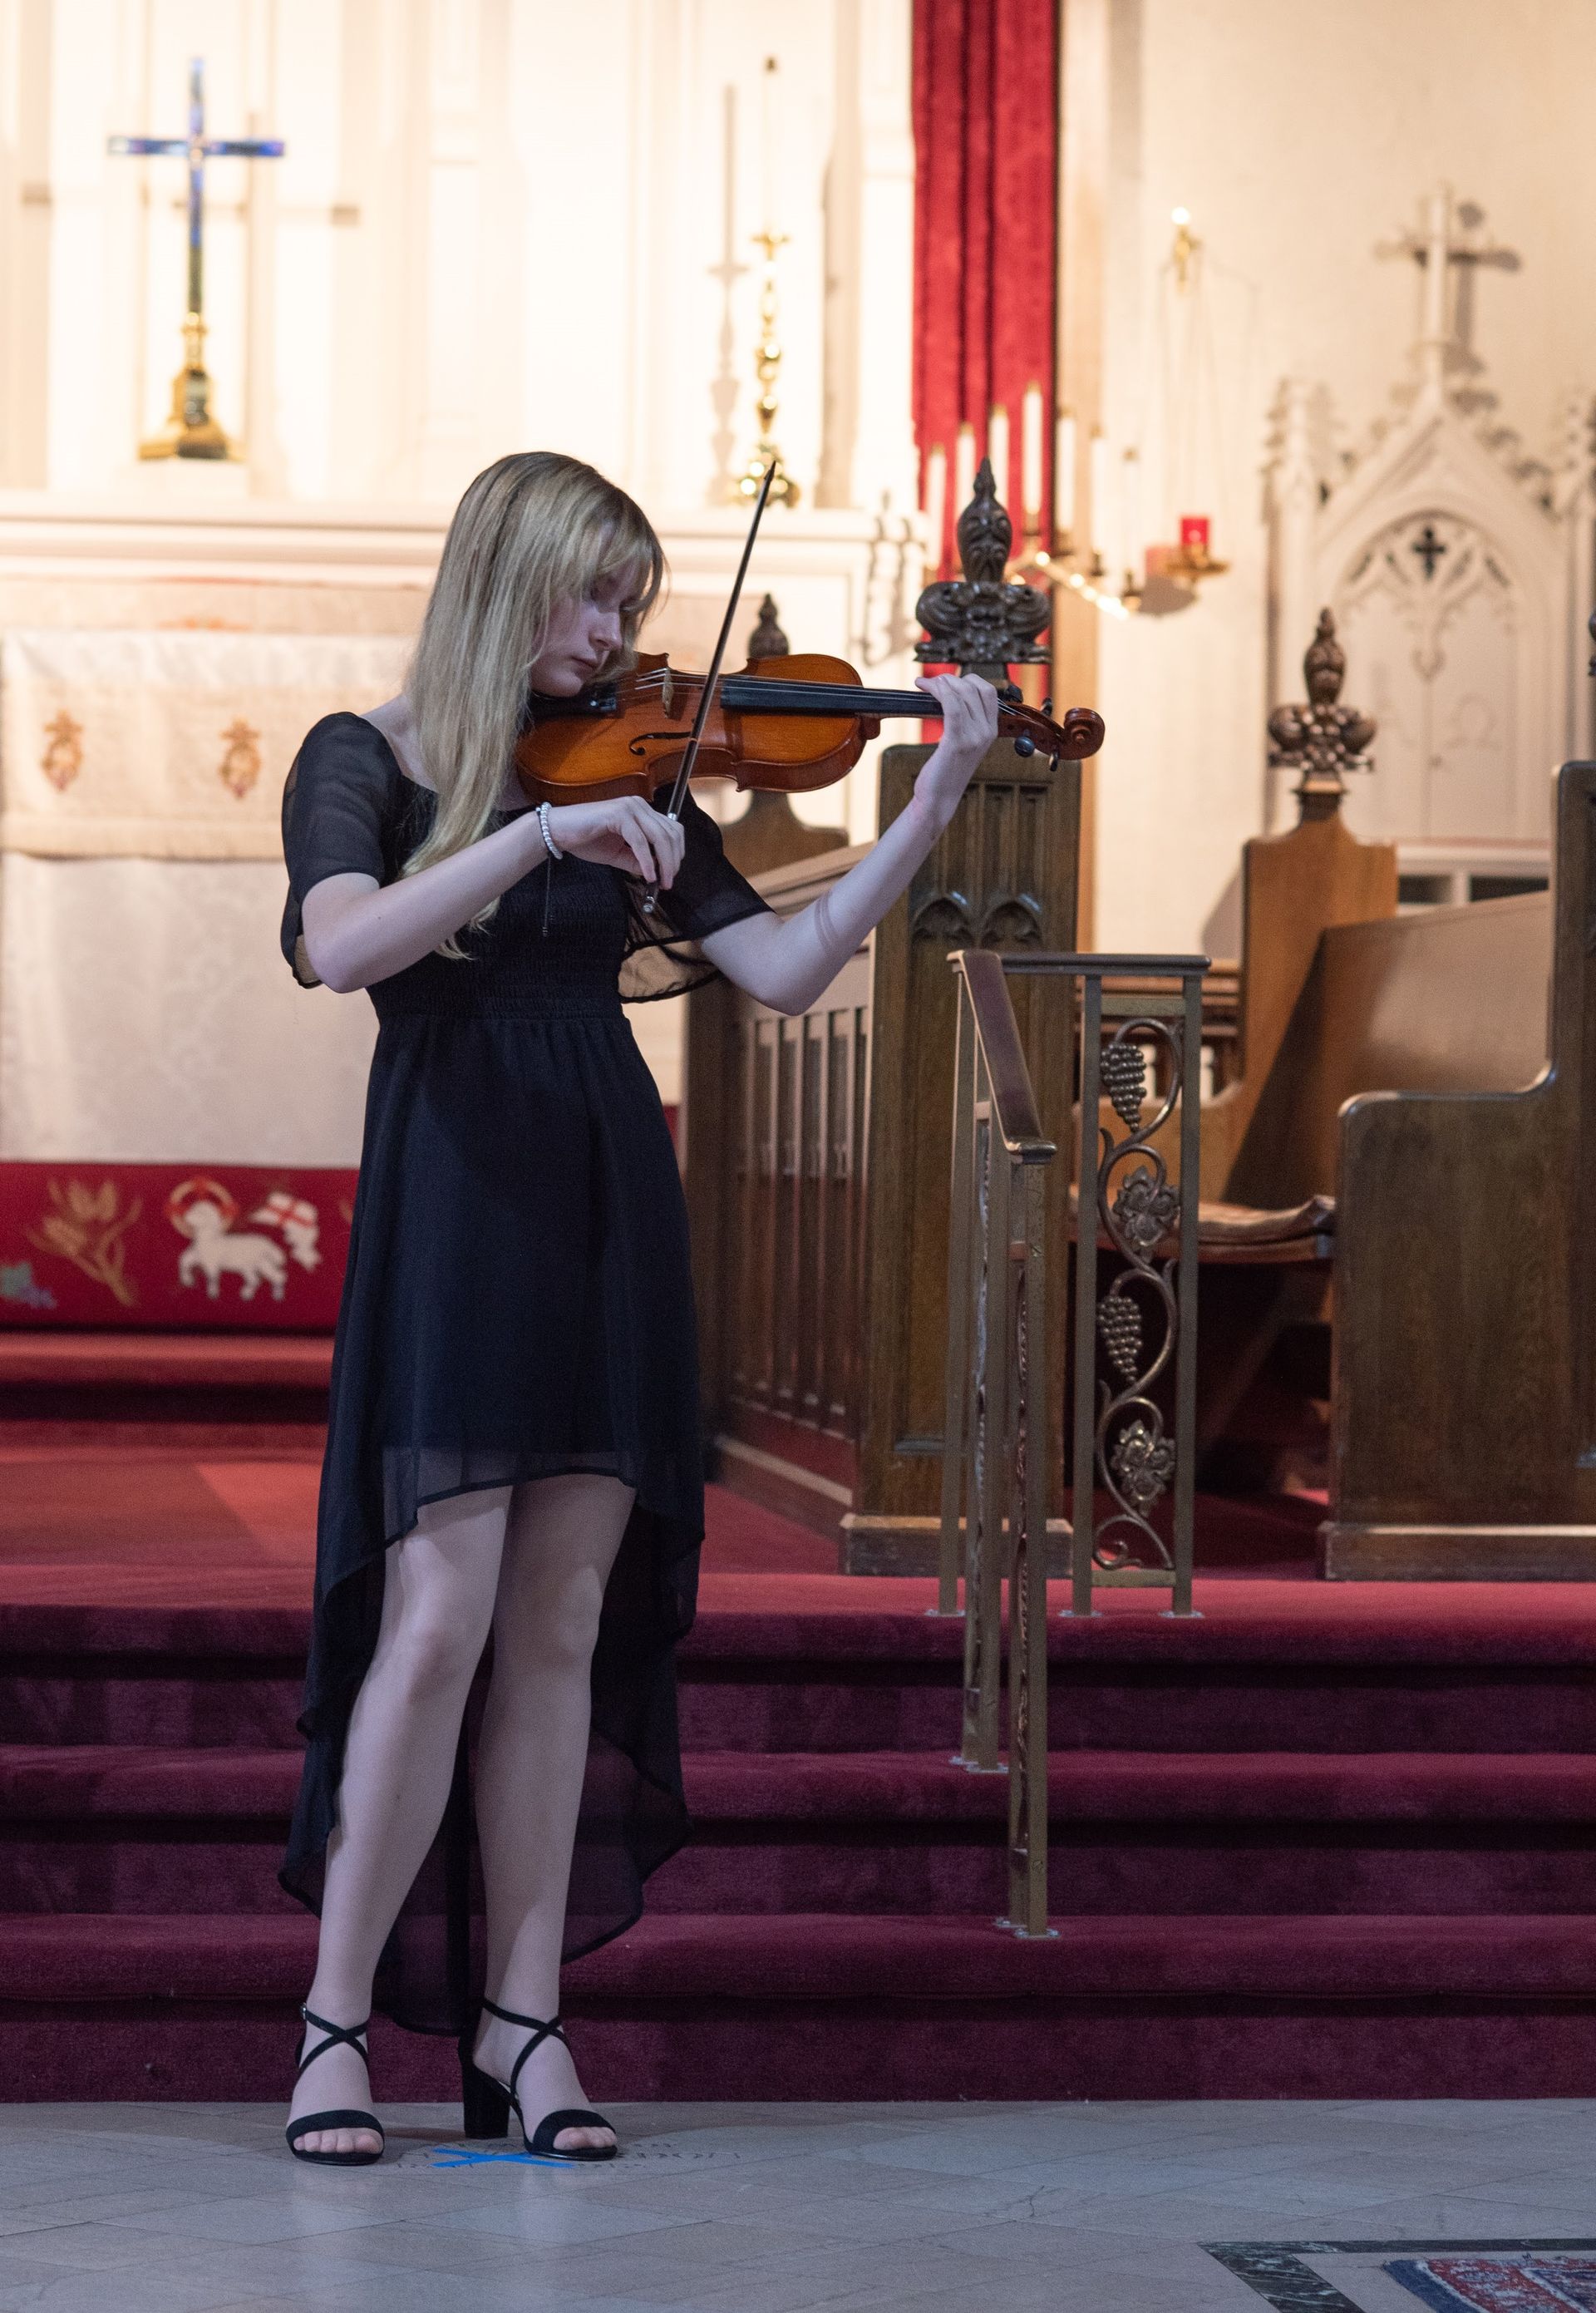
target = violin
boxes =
[513,650,1106,810]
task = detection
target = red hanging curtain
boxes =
[912,0,1060,575]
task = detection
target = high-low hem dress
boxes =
[277,713,769,2039]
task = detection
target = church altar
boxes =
[0,490,922,1166]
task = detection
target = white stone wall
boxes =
[1091,0,1596,954]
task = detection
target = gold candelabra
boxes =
[736,226,799,506]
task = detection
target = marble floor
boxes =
[0,2099,1591,2313]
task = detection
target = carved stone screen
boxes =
[1335,510,1525,843]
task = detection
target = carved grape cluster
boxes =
[1101,1040,1146,1131]
[1097,1293,1143,1383]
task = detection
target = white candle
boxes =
[923,443,947,573]
[1121,446,1141,575]
[1055,409,1076,538]
[761,57,779,238]
[986,404,1009,513]
[954,422,977,516]
[1021,383,1044,530]
[1088,428,1110,561]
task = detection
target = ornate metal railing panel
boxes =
[938,948,1205,1944]
[1038,959,1205,1620]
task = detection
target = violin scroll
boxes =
[1052,706,1106,759]
[998,700,1106,763]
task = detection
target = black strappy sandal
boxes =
[284,2005,386,2167]
[465,1996,618,2163]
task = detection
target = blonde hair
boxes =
[403,451,663,944]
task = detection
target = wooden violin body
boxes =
[514,651,1105,810]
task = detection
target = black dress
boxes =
[276,712,769,2037]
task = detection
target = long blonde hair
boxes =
[404,451,663,940]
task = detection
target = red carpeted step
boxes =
[5,1745,1596,1921]
[7,1909,1596,2006]
[661,1751,1596,1919]
[12,1744,1595,1822]
[0,1334,333,1441]
[0,1746,295,1816]
[0,1337,333,1391]
[6,1600,1594,1753]
[679,1750,1596,1822]
[576,1911,1596,2001]
[7,1911,1596,2103]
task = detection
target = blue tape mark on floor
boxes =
[430,2145,575,2169]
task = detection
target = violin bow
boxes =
[639,461,777,917]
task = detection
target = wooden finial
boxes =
[1266,608,1377,822]
[747,594,791,662]
[914,456,1050,683]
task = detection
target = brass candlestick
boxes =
[736,227,799,506]
[142,310,232,461]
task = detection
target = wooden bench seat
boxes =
[1194,1197,1335,1260]
[1073,1190,1335,1264]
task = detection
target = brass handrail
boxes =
[949,949,1055,1157]
[938,946,1208,1946]
[938,949,1057,1941]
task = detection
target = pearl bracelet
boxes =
[536,801,564,861]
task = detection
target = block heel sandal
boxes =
[284,2006,386,2167]
[469,1996,618,2163]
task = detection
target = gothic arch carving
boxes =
[1265,189,1595,847]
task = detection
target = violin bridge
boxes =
[660,668,677,718]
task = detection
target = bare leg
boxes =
[288,1487,510,2157]
[471,1472,633,2153]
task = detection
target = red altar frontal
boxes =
[0,1162,356,1331]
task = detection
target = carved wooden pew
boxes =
[1313,782,1584,1576]
[1210,761,1594,1576]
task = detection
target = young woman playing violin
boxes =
[278,448,998,2167]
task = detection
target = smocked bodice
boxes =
[368,841,629,1022]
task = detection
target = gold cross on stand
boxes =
[109,58,285,460]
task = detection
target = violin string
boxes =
[618,675,983,718]
[602,667,1069,739]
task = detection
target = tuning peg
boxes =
[1041,696,1052,717]
[1012,732,1037,757]
[997,680,1022,704]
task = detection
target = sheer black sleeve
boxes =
[280,713,404,986]
[618,787,772,1003]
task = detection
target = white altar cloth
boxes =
[0,854,376,1166]
[0,627,411,861]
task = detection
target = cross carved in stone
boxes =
[1411,522,1448,580]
